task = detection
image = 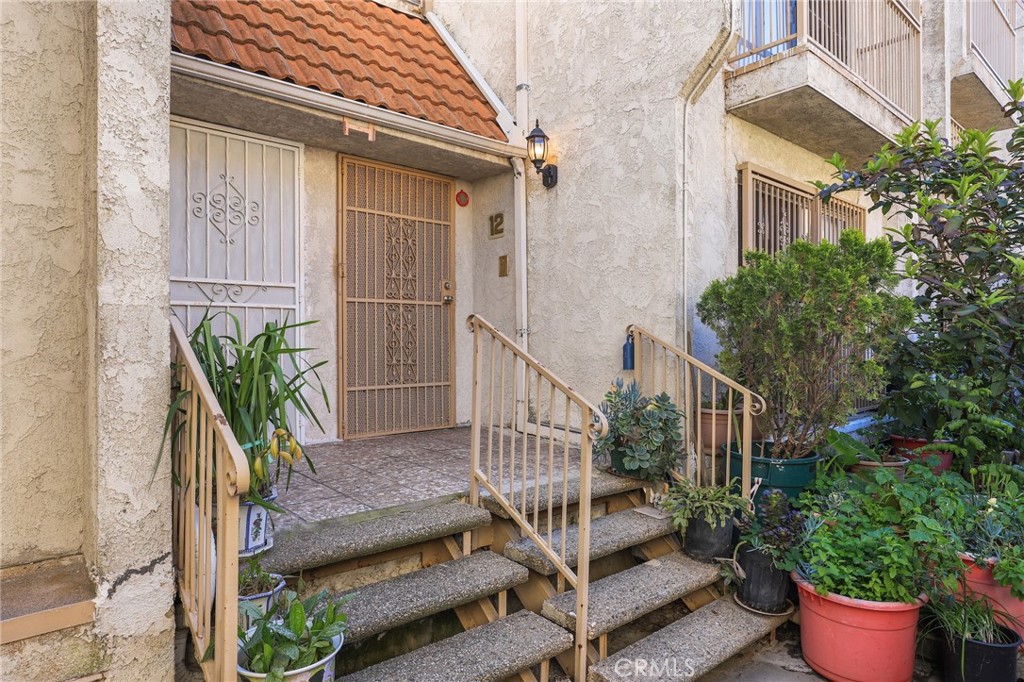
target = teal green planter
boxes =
[726,442,820,506]
[609,449,643,479]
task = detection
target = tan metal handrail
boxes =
[730,0,922,120]
[170,316,250,682]
[465,315,608,681]
[627,325,767,499]
[969,0,1019,86]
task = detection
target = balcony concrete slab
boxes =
[951,53,1015,131]
[725,47,910,163]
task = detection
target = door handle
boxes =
[442,295,455,304]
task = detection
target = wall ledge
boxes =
[0,555,95,644]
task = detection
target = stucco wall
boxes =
[2,1,175,679]
[86,1,175,678]
[515,1,732,407]
[301,147,340,441]
[0,0,91,568]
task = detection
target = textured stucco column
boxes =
[921,0,951,133]
[86,1,175,679]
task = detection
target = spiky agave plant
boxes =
[159,310,329,505]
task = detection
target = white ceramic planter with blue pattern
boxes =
[239,487,277,558]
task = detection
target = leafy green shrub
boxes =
[238,589,348,681]
[595,379,683,483]
[697,231,911,459]
[818,81,1024,461]
[796,465,966,602]
[661,478,747,530]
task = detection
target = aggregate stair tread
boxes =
[481,470,647,519]
[343,551,529,645]
[262,501,491,576]
[337,610,574,682]
[542,552,721,639]
[503,507,675,576]
[587,597,790,682]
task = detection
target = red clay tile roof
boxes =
[171,0,506,141]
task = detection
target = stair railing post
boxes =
[467,317,483,556]
[574,408,595,682]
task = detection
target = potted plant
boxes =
[948,464,1024,645]
[697,231,911,504]
[238,558,286,631]
[732,489,812,614]
[922,591,1022,682]
[825,429,911,481]
[697,389,763,457]
[238,589,348,682]
[819,102,1024,481]
[661,478,746,563]
[163,312,330,557]
[793,465,964,682]
[595,379,683,485]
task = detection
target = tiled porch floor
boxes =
[274,427,475,530]
[274,426,584,531]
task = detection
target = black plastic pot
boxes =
[737,547,790,614]
[684,516,733,563]
[941,625,1022,682]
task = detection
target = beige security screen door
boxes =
[340,157,456,438]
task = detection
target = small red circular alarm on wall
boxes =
[455,190,469,207]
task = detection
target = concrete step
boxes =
[338,610,574,682]
[587,597,790,682]
[343,551,529,645]
[481,469,646,519]
[542,552,720,639]
[503,507,675,576]
[262,501,491,576]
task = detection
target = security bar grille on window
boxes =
[737,162,876,412]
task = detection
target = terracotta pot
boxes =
[698,407,762,455]
[794,574,924,682]
[889,434,953,474]
[850,456,911,480]
[959,553,1024,649]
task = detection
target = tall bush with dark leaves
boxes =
[816,81,1024,459]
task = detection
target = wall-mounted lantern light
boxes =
[526,120,558,189]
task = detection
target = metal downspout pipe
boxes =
[513,0,529,423]
[679,1,738,349]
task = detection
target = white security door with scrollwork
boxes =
[340,157,455,439]
[169,118,301,358]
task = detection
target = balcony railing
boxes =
[731,0,922,120]
[970,0,1020,86]
[170,316,250,682]
[465,314,608,681]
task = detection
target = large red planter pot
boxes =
[960,553,1024,649]
[889,434,953,474]
[794,575,924,682]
